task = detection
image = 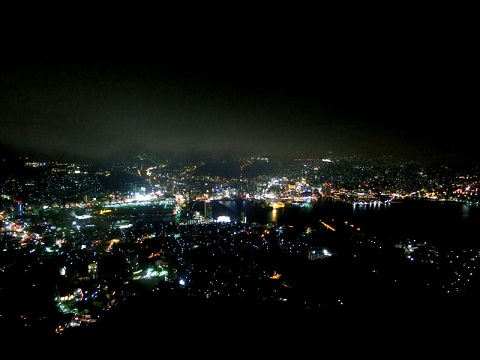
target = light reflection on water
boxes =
[215,199,480,249]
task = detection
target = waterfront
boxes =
[214,198,480,250]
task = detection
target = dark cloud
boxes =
[0,17,477,165]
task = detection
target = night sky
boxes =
[0,14,477,166]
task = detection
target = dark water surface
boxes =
[213,198,480,250]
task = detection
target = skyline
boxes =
[0,24,476,166]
